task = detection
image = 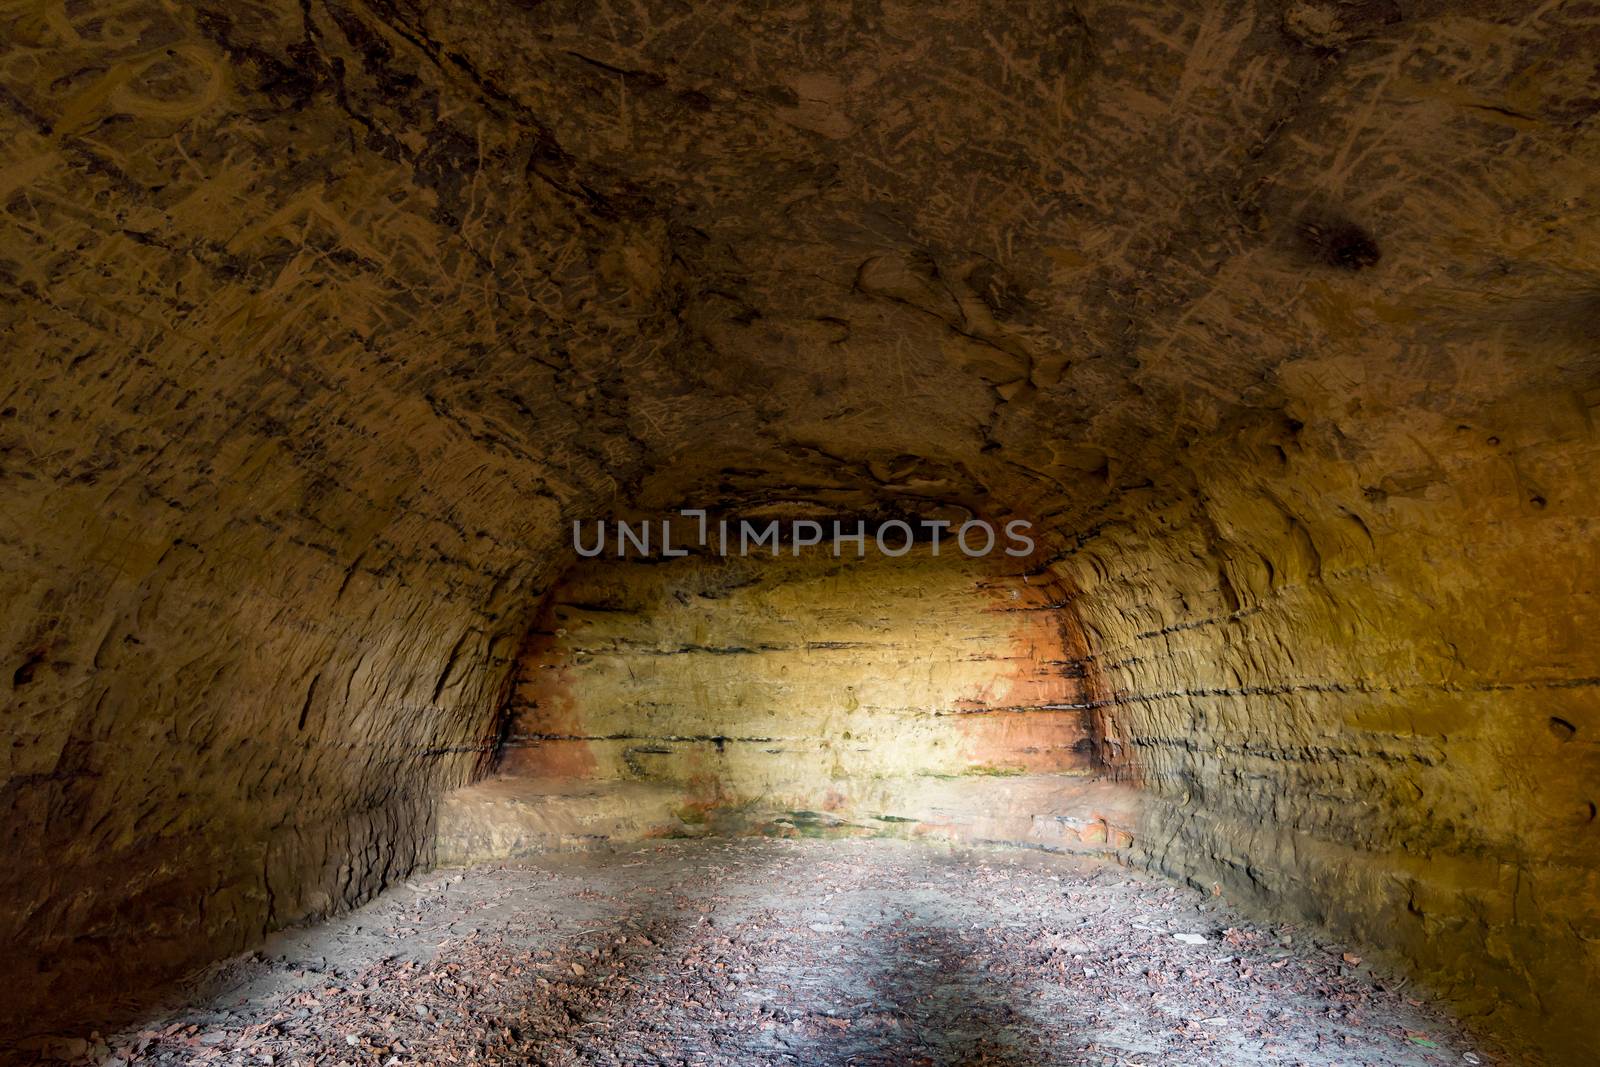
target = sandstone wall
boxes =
[501,547,1093,813]
[0,0,619,1037]
[1054,381,1600,1059]
[0,417,565,1034]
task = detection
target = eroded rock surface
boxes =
[502,548,1091,792]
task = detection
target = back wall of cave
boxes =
[499,545,1093,811]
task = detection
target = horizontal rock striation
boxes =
[499,547,1093,804]
[1053,394,1600,1059]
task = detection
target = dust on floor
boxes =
[84,838,1497,1066]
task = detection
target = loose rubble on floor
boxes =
[67,838,1497,1066]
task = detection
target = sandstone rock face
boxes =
[2,0,1598,1061]
[500,548,1091,802]
[1052,397,1600,1059]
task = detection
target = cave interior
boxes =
[2,0,1598,1063]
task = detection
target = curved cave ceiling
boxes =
[15,0,1596,535]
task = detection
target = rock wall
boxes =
[0,417,562,1035]
[0,0,633,1041]
[501,546,1093,812]
[1052,382,1600,1059]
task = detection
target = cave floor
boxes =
[101,838,1493,1067]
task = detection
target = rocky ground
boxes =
[69,839,1497,1066]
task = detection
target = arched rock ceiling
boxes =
[6,0,1597,539]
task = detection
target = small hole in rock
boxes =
[12,650,46,688]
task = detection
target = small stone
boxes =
[34,1037,89,1061]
